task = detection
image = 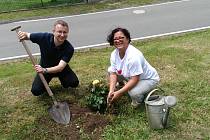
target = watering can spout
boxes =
[162,96,177,128]
[162,107,170,128]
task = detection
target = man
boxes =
[18,20,79,96]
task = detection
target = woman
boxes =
[106,27,160,107]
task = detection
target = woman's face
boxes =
[113,31,129,50]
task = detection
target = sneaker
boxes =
[131,100,141,108]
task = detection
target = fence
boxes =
[0,0,86,13]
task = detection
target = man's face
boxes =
[53,24,69,44]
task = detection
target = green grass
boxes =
[1,29,210,139]
[1,0,209,139]
[0,0,83,13]
[0,0,175,23]
[102,31,210,139]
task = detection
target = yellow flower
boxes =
[92,80,100,85]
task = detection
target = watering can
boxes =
[144,89,177,129]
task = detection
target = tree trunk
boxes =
[40,0,44,6]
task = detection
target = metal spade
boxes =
[11,26,70,125]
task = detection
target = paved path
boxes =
[0,0,210,60]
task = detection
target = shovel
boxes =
[11,26,70,125]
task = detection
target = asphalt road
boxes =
[0,0,210,60]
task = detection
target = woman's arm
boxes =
[107,72,117,105]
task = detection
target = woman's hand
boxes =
[107,91,122,105]
[110,91,122,103]
[107,91,114,106]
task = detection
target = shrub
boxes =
[86,80,109,113]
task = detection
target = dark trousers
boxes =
[31,65,79,96]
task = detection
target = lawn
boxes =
[0,0,83,13]
[0,29,210,139]
[0,0,175,24]
[1,0,210,139]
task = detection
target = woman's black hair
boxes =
[107,27,131,46]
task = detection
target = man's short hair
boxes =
[54,20,69,28]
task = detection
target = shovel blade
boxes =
[48,102,70,125]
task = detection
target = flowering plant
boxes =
[86,79,109,113]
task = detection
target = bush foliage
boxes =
[86,80,109,113]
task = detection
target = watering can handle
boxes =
[145,88,159,102]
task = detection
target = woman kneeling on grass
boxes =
[106,27,160,107]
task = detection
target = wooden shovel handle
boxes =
[11,26,57,104]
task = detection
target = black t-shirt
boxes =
[30,33,74,67]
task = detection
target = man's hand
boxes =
[34,65,46,74]
[17,31,30,41]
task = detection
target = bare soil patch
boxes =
[36,103,111,140]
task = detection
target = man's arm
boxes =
[45,60,67,73]
[35,60,67,74]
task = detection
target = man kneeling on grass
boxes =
[18,20,79,96]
